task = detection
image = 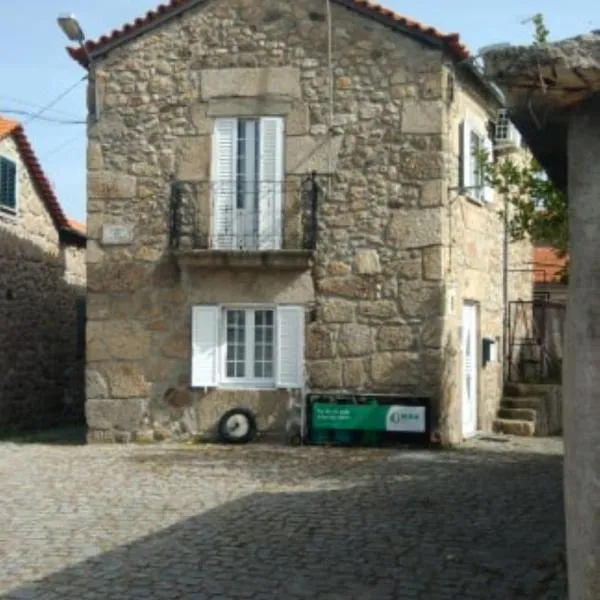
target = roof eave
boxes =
[67,0,208,69]
[66,0,471,70]
[483,33,600,192]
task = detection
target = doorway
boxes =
[462,302,479,437]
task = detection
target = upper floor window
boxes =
[460,120,493,204]
[211,117,284,250]
[0,156,17,214]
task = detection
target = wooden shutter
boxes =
[482,136,494,203]
[0,157,17,211]
[211,119,237,249]
[191,305,220,388]
[258,117,284,250]
[460,120,472,195]
[276,305,304,388]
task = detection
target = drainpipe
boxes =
[502,194,509,385]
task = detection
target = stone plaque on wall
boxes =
[102,224,133,246]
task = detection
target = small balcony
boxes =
[168,175,324,270]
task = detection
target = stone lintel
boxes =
[201,67,302,100]
[207,96,294,117]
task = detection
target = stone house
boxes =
[68,0,532,445]
[0,117,87,432]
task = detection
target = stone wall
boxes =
[84,0,526,443]
[85,0,453,442]
[0,134,86,432]
[439,68,534,442]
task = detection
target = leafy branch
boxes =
[478,13,568,283]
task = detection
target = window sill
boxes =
[174,248,314,271]
[0,207,18,221]
[464,194,488,208]
[192,383,278,391]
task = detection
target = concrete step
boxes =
[498,407,537,422]
[501,396,542,410]
[492,418,535,437]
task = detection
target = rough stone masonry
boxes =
[84,0,532,444]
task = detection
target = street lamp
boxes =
[57,13,85,43]
[57,13,98,120]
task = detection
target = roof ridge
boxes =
[67,0,470,66]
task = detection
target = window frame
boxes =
[0,155,18,216]
[219,304,278,389]
[211,116,285,250]
[469,128,485,202]
[460,119,493,205]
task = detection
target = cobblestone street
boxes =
[0,437,565,599]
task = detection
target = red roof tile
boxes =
[533,245,568,284]
[0,116,19,138]
[67,0,470,66]
[67,218,87,235]
[0,116,86,240]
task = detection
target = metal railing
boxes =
[168,174,325,251]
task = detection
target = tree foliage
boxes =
[481,13,568,283]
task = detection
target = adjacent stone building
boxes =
[68,0,532,445]
[0,117,86,432]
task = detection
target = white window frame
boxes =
[211,116,284,251]
[219,304,278,389]
[0,155,18,217]
[461,119,493,204]
[191,303,304,390]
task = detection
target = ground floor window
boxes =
[224,308,275,383]
[191,304,304,389]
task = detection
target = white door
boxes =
[462,303,478,437]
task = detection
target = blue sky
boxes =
[0,1,594,222]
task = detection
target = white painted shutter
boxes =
[460,120,473,196]
[276,306,304,388]
[191,306,219,387]
[482,135,494,203]
[212,118,237,249]
[258,117,284,250]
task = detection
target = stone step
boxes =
[504,382,528,397]
[492,418,535,437]
[498,407,537,422]
[501,396,542,410]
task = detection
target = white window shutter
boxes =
[258,117,284,250]
[460,120,472,194]
[191,306,220,387]
[212,118,237,249]
[276,306,304,388]
[482,136,494,203]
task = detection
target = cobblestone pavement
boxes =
[0,437,565,599]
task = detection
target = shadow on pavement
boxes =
[0,425,86,446]
[1,445,566,600]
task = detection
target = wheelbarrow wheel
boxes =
[217,408,257,444]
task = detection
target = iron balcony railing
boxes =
[168,174,325,252]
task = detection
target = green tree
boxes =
[481,13,568,282]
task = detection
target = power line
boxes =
[0,109,85,125]
[0,94,82,120]
[40,133,85,161]
[23,76,87,126]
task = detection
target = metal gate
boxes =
[507,295,565,383]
